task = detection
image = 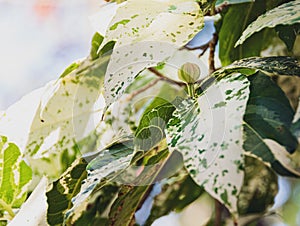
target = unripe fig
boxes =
[178,62,200,84]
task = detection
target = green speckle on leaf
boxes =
[214,101,227,108]
[110,19,131,30]
[168,5,177,11]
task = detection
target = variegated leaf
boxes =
[0,136,32,221]
[103,0,204,106]
[104,0,203,47]
[46,158,88,226]
[167,73,250,214]
[235,1,300,47]
[65,140,134,223]
[211,56,300,80]
[243,72,299,177]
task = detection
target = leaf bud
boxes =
[178,62,200,84]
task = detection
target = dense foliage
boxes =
[0,0,300,225]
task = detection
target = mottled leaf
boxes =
[59,62,80,78]
[103,0,204,106]
[46,158,88,226]
[0,41,115,179]
[244,72,298,154]
[65,140,135,223]
[235,1,300,47]
[71,183,119,226]
[230,56,300,77]
[0,136,32,221]
[212,56,300,79]
[104,0,204,47]
[107,148,176,226]
[243,72,300,177]
[238,156,278,215]
[167,73,250,214]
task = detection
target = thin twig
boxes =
[181,42,210,57]
[209,33,218,74]
[214,199,222,226]
[148,67,186,87]
[204,2,229,16]
[126,78,161,101]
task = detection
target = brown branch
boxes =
[148,67,186,87]
[126,78,161,101]
[204,2,229,16]
[209,33,218,74]
[214,199,222,226]
[181,42,210,57]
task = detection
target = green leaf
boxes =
[217,1,275,65]
[275,23,300,51]
[59,62,80,78]
[238,156,278,215]
[65,140,135,223]
[167,73,250,214]
[244,72,298,153]
[103,0,204,106]
[90,32,104,60]
[0,136,32,219]
[243,72,300,176]
[235,1,300,47]
[145,173,204,226]
[71,183,119,226]
[135,97,176,151]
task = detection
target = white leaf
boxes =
[167,73,250,214]
[104,0,203,47]
[9,177,48,226]
[103,0,204,106]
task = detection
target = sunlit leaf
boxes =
[0,136,32,221]
[235,1,300,47]
[9,177,48,226]
[167,73,250,214]
[103,0,204,106]
[90,32,104,60]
